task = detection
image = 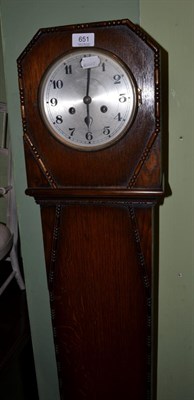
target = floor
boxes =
[0,261,39,400]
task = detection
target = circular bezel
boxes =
[39,48,137,151]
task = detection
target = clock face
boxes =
[39,48,137,151]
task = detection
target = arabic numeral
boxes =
[65,64,72,74]
[114,112,122,121]
[103,126,110,135]
[78,35,90,43]
[50,98,58,106]
[102,62,106,72]
[113,74,121,84]
[86,132,93,141]
[55,115,63,124]
[119,93,127,103]
[52,80,63,89]
[69,128,75,136]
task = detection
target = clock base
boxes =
[39,198,154,399]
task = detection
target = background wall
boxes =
[141,1,194,399]
[0,1,193,399]
[0,21,5,101]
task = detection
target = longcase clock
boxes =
[17,19,164,400]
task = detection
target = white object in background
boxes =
[0,103,25,294]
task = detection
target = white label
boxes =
[81,55,100,69]
[72,33,95,47]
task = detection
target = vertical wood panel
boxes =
[41,202,153,399]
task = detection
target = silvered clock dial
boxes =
[39,48,137,150]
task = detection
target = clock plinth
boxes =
[18,19,164,399]
[39,197,154,399]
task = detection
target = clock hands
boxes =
[83,68,93,131]
[86,66,90,98]
[84,104,93,131]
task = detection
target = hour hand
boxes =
[84,114,93,129]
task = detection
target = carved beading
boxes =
[128,205,152,400]
[24,133,57,188]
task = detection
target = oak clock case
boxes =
[17,19,164,400]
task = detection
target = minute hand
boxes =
[84,68,93,129]
[86,67,90,97]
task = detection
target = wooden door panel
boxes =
[41,202,152,398]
